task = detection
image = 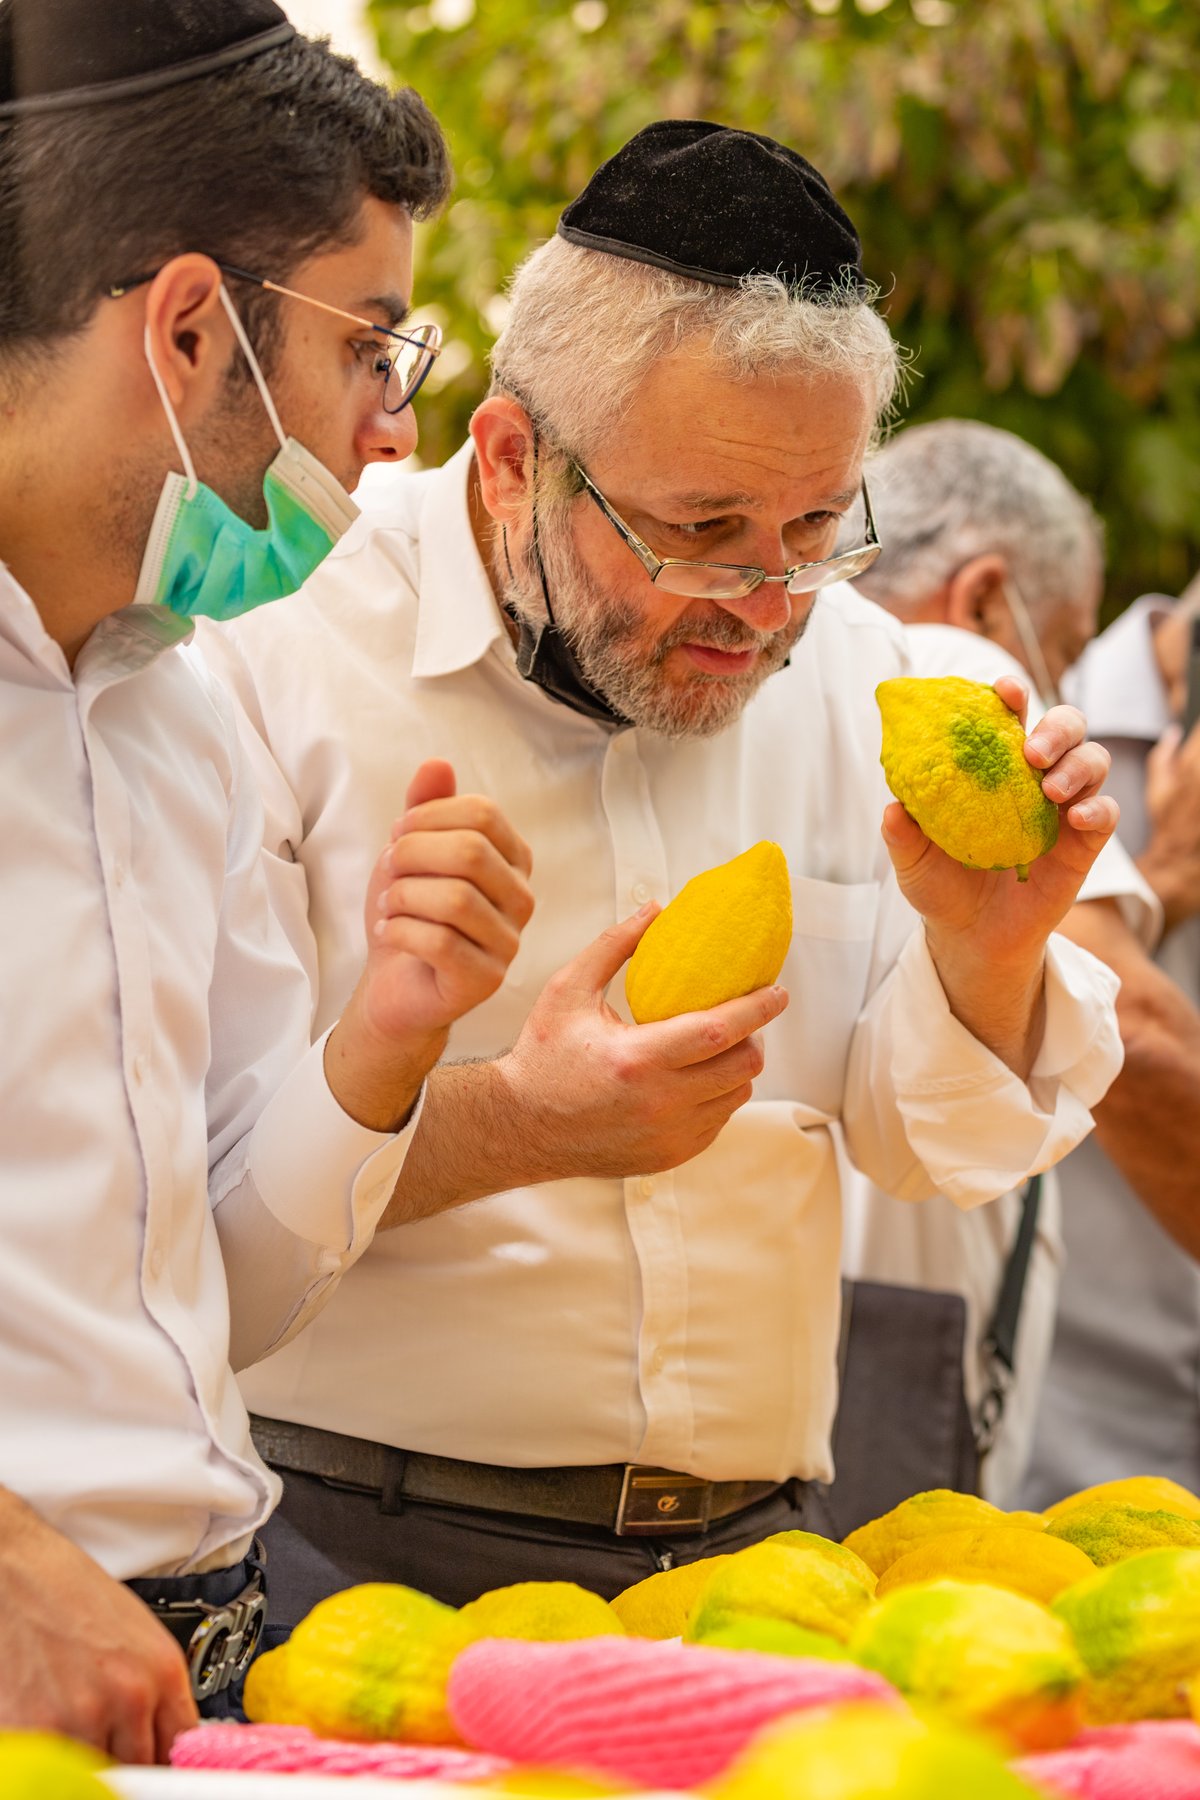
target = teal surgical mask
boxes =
[134,286,358,620]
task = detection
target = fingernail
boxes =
[1072,801,1102,827]
[636,901,656,917]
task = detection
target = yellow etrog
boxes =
[876,677,1058,880]
[624,841,791,1023]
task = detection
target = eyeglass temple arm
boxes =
[576,467,664,580]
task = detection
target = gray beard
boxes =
[503,510,806,739]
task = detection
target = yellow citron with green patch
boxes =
[876,1524,1095,1606]
[1046,1502,1200,1568]
[624,841,791,1023]
[1051,1546,1200,1722]
[243,1582,472,1743]
[876,677,1058,880]
[684,1540,875,1645]
[1043,1476,1200,1523]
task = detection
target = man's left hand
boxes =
[881,675,1118,1075]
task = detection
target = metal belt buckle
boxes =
[615,1464,713,1537]
[186,1584,267,1700]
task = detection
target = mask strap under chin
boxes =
[218,285,288,456]
[1004,577,1060,711]
[143,324,199,502]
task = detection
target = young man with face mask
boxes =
[843,418,1200,1507]
[200,124,1124,1621]
[0,0,532,1762]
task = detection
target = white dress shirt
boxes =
[840,622,1159,1503]
[198,443,1122,1485]
[0,567,420,1580]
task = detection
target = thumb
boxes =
[404,757,457,813]
[880,799,934,876]
[553,903,661,1001]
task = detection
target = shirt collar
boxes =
[1064,593,1172,741]
[1,560,191,688]
[411,440,511,680]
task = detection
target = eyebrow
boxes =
[658,485,860,514]
[359,293,412,330]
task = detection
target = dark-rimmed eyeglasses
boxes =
[107,260,441,415]
[571,459,881,601]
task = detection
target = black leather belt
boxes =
[251,1415,781,1539]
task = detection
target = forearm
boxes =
[1058,899,1200,1258]
[379,1056,565,1230]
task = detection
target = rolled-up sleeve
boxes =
[844,927,1123,1207]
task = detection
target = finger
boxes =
[153,1668,199,1764]
[1063,793,1120,841]
[1039,741,1111,806]
[1022,704,1087,769]
[546,905,661,1001]
[673,1033,767,1100]
[403,758,456,813]
[639,982,788,1071]
[375,876,523,964]
[393,795,533,878]
[993,673,1030,728]
[371,913,509,992]
[1149,722,1183,771]
[385,832,536,922]
[108,1695,156,1768]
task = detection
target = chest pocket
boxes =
[762,877,882,1120]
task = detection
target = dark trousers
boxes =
[259,1467,829,1645]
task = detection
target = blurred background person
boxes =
[845,418,1200,1505]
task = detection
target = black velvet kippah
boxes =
[0,0,295,118]
[558,119,865,295]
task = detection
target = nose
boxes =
[713,576,794,635]
[359,396,419,466]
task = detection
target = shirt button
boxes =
[638,1177,655,1199]
[650,1348,666,1374]
[112,861,127,888]
[147,1244,165,1280]
[133,1053,149,1084]
[631,881,651,905]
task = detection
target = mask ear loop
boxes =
[1003,576,1061,712]
[143,324,199,502]
[218,285,288,455]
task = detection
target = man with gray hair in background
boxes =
[847,418,1200,1504]
[199,128,1125,1621]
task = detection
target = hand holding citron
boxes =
[876,677,1058,881]
[624,842,792,1023]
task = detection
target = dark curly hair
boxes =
[0,32,450,373]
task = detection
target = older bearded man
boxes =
[198,122,1123,1625]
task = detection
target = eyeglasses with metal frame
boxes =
[107,260,441,415]
[570,459,882,601]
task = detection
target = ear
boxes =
[470,396,536,524]
[944,552,1009,639]
[141,254,234,422]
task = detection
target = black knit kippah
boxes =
[557,119,865,296]
[0,0,295,118]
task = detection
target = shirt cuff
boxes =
[889,928,1123,1208]
[248,1028,425,1252]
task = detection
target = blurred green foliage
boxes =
[371,0,1200,617]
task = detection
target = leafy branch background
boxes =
[371,0,1200,619]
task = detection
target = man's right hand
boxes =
[1139,719,1200,934]
[496,904,789,1179]
[0,1491,197,1764]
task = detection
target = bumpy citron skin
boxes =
[876,677,1058,880]
[624,841,791,1023]
[457,1581,624,1643]
[684,1541,875,1645]
[245,1582,472,1743]
[1051,1546,1200,1722]
[711,1700,1047,1800]
[1044,1476,1200,1523]
[876,1525,1095,1606]
[843,1488,1010,1579]
[611,1555,735,1638]
[849,1578,1086,1753]
[1046,1502,1200,1568]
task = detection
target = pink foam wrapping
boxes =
[170,1722,512,1779]
[1016,1720,1200,1799]
[447,1635,898,1788]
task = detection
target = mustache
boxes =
[654,611,780,661]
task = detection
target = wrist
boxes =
[326,992,449,1134]
[924,925,1046,1076]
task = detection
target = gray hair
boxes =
[854,419,1105,623]
[488,235,902,463]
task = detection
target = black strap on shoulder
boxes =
[975,1172,1042,1453]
